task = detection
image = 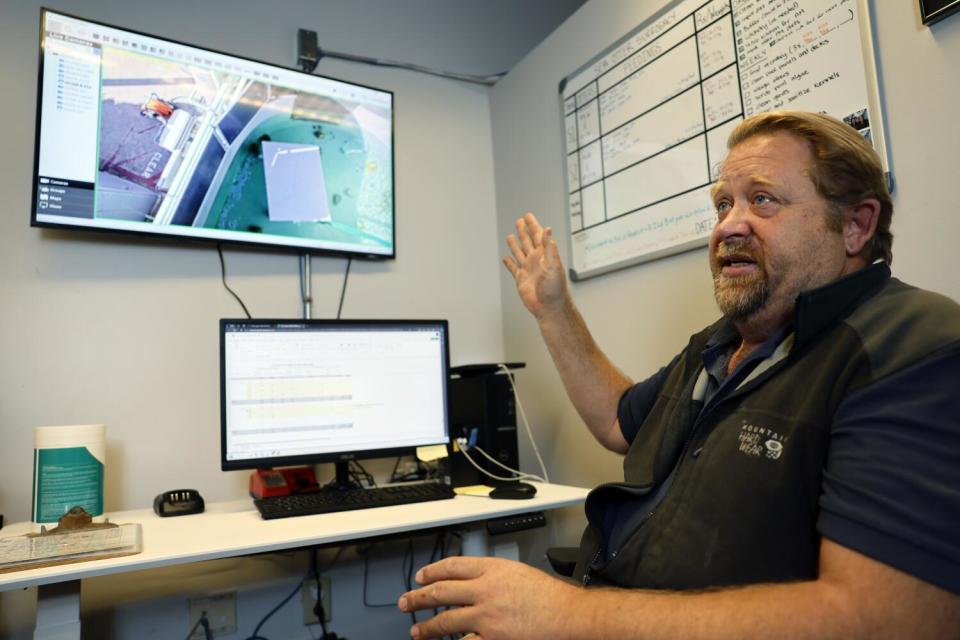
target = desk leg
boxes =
[460,526,488,556]
[33,581,81,640]
[459,526,518,561]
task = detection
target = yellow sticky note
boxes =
[454,485,494,497]
[416,444,448,462]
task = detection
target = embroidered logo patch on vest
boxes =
[737,422,787,460]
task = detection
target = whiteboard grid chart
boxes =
[560,0,889,280]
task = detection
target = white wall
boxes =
[0,0,511,637]
[489,0,960,550]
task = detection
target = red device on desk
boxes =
[249,467,318,499]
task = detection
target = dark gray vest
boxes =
[575,265,960,589]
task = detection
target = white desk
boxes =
[0,482,589,639]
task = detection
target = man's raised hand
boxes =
[503,212,568,319]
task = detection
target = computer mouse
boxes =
[489,482,537,500]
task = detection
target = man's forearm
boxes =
[569,580,861,640]
[568,569,955,640]
[536,299,632,452]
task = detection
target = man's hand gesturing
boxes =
[503,212,568,319]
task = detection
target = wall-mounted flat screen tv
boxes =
[32,9,395,258]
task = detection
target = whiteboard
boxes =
[560,0,890,280]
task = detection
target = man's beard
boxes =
[712,242,770,320]
[713,270,769,319]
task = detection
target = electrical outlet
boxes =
[302,576,332,624]
[188,592,237,638]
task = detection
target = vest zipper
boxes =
[605,508,655,563]
[587,507,657,583]
[582,549,603,585]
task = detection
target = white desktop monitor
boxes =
[220,319,450,471]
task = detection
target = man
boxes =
[398,111,960,638]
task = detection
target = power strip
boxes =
[485,511,546,536]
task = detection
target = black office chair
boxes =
[545,546,579,577]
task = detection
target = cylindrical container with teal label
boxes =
[32,424,106,526]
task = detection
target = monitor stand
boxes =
[324,460,361,491]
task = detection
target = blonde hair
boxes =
[727,111,893,263]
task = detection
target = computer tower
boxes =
[447,363,524,487]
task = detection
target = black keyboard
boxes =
[254,482,456,520]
